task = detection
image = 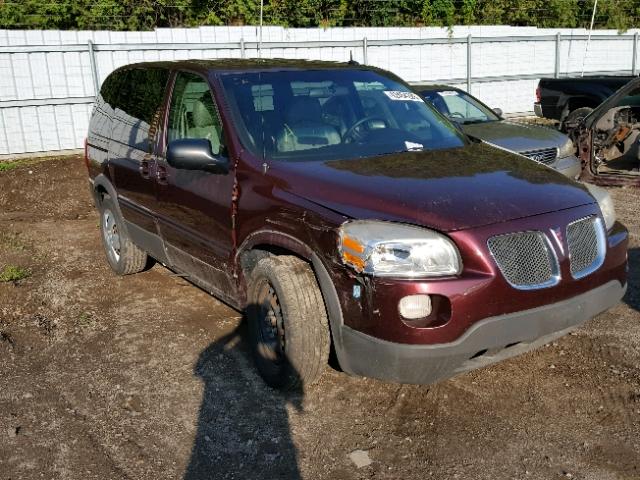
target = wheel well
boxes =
[240,244,308,278]
[240,244,342,369]
[94,184,108,204]
[568,97,599,112]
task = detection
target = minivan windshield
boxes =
[220,69,466,162]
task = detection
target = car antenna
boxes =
[348,51,359,66]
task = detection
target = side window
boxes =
[126,69,170,124]
[102,67,169,152]
[100,69,128,111]
[102,68,168,122]
[168,72,225,155]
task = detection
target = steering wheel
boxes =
[343,116,388,143]
[448,112,465,119]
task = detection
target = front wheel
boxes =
[247,255,330,390]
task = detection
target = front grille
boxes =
[488,231,559,289]
[521,147,558,166]
[567,216,606,279]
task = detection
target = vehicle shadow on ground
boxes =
[624,247,640,312]
[183,321,303,480]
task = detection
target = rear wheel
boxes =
[247,255,330,390]
[99,194,148,275]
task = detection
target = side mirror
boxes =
[166,138,229,174]
[492,107,503,117]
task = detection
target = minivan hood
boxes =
[461,120,565,153]
[273,143,594,232]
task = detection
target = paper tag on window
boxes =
[384,90,423,102]
[437,91,459,96]
[405,141,423,151]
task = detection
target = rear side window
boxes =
[100,70,128,111]
[101,68,169,123]
[126,69,170,125]
[101,67,169,152]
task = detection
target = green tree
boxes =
[0,0,89,29]
[345,0,422,26]
[432,0,456,26]
[220,0,260,26]
[475,0,505,25]
[593,0,637,31]
[0,0,639,31]
[267,0,348,28]
[460,0,477,24]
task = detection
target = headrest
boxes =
[285,96,322,124]
[192,99,214,128]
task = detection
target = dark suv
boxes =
[85,59,628,390]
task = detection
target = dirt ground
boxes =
[0,155,639,480]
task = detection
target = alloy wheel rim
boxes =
[103,209,121,262]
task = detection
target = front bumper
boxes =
[337,280,625,384]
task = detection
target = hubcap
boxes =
[256,282,286,364]
[102,209,121,262]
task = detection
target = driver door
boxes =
[154,70,236,301]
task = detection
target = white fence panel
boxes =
[1,25,639,156]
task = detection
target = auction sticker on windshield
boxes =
[384,90,423,102]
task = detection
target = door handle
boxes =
[139,159,150,179]
[156,164,168,185]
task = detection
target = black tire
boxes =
[562,107,593,132]
[247,255,330,390]
[98,194,148,275]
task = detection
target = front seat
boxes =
[276,97,341,152]
[188,98,221,154]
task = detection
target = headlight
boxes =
[558,137,575,158]
[338,221,462,277]
[585,183,616,230]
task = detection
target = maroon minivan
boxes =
[85,59,628,390]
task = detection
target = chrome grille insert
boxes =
[488,231,560,290]
[521,147,558,166]
[567,216,606,279]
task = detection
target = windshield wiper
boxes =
[461,119,488,125]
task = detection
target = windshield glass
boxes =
[420,89,499,125]
[220,69,466,162]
